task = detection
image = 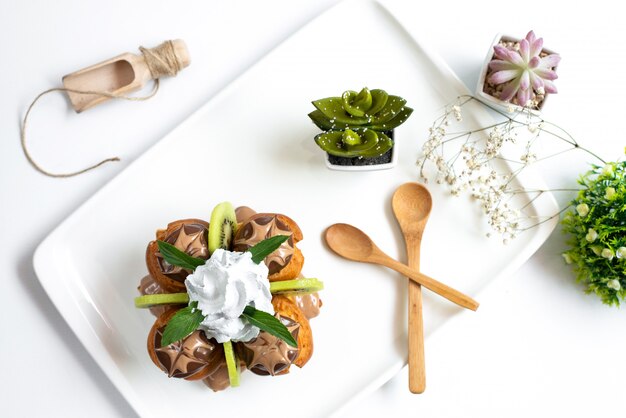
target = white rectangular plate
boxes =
[34,1,558,417]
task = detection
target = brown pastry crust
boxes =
[147,309,223,381]
[233,213,304,282]
[272,295,313,368]
[146,219,209,293]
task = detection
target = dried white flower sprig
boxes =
[417,95,603,243]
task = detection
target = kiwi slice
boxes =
[270,278,324,295]
[223,340,240,387]
[134,293,189,308]
[208,202,238,254]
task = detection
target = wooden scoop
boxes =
[62,39,190,112]
[324,223,479,311]
[392,182,432,394]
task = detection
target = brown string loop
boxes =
[20,41,182,178]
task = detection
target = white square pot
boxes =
[475,33,558,115]
[324,146,398,171]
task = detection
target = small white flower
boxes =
[562,253,573,264]
[607,279,621,291]
[536,86,545,95]
[601,248,615,260]
[576,203,589,217]
[452,105,462,122]
[616,247,626,259]
[585,228,598,242]
[605,187,616,200]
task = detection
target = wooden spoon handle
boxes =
[405,237,426,394]
[381,257,479,311]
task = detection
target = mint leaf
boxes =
[248,235,290,264]
[157,240,205,271]
[160,301,205,347]
[241,305,297,347]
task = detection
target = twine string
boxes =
[140,40,183,78]
[20,40,181,178]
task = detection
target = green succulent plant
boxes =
[309,87,412,158]
[561,161,626,306]
[314,128,393,158]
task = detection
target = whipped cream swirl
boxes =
[185,249,273,343]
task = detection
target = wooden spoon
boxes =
[324,223,479,311]
[392,182,432,394]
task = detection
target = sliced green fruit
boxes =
[369,95,407,125]
[134,293,189,308]
[312,97,368,125]
[369,106,413,131]
[367,89,389,115]
[342,129,361,146]
[357,132,393,157]
[208,202,238,254]
[223,340,240,387]
[270,278,324,295]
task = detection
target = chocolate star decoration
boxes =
[237,314,300,376]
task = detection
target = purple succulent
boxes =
[488,31,561,107]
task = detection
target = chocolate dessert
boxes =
[135,203,323,391]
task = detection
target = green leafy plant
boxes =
[309,87,412,158]
[562,161,626,306]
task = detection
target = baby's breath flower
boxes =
[576,203,589,217]
[585,228,598,242]
[452,105,462,122]
[605,187,616,199]
[616,247,626,259]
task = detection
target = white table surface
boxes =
[2,1,624,417]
